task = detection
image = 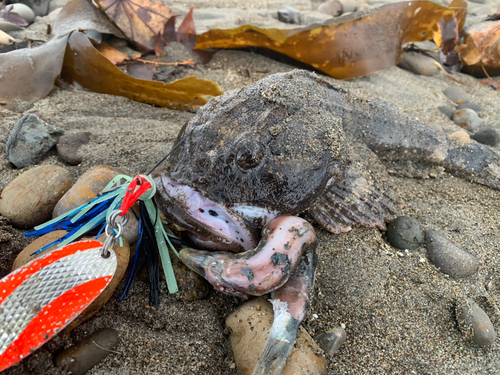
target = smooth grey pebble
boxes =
[387,216,424,250]
[457,102,483,113]
[425,229,479,278]
[443,87,469,104]
[316,326,346,355]
[277,6,301,24]
[57,132,90,165]
[472,127,500,146]
[456,299,496,347]
[438,106,454,119]
[452,108,483,132]
[6,114,64,169]
[398,51,438,76]
[16,0,51,16]
[55,328,119,375]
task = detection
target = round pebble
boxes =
[472,127,500,146]
[443,87,469,104]
[438,106,454,119]
[456,299,496,347]
[425,229,479,278]
[456,102,483,113]
[6,114,65,169]
[452,108,483,132]
[316,327,346,355]
[56,132,90,165]
[6,3,35,23]
[398,51,438,76]
[277,6,301,24]
[317,0,343,16]
[0,165,73,228]
[226,297,326,375]
[449,130,471,144]
[55,328,119,374]
[386,216,424,250]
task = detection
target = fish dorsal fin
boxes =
[307,145,399,234]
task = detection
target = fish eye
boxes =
[236,143,265,171]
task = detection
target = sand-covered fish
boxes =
[153,70,500,374]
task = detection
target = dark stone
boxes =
[316,326,346,355]
[438,106,454,119]
[457,102,482,113]
[277,6,301,24]
[456,299,496,347]
[443,87,469,104]
[472,128,500,146]
[425,229,479,278]
[6,114,64,169]
[55,328,119,375]
[57,132,91,165]
[387,216,424,250]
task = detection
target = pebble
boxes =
[0,165,73,228]
[425,229,479,278]
[56,132,90,165]
[226,297,326,375]
[0,29,15,45]
[6,114,65,169]
[456,102,482,113]
[16,0,51,17]
[398,51,438,76]
[172,256,210,302]
[449,131,471,144]
[13,230,130,331]
[386,216,424,250]
[443,87,469,104]
[452,108,483,132]
[0,21,23,32]
[5,3,36,24]
[438,106,454,119]
[55,328,119,374]
[471,127,500,146]
[456,299,496,347]
[277,6,301,24]
[316,327,346,355]
[53,165,139,244]
[317,0,343,16]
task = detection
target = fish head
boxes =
[153,71,346,252]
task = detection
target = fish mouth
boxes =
[155,174,271,253]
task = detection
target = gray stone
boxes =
[57,132,90,165]
[316,327,346,355]
[425,229,479,278]
[0,21,23,32]
[457,102,483,113]
[438,106,454,119]
[443,87,469,104]
[277,6,301,24]
[456,299,496,347]
[452,109,483,132]
[387,216,424,250]
[6,114,64,169]
[16,0,51,17]
[472,128,500,146]
[317,0,342,16]
[55,328,119,375]
[398,51,438,76]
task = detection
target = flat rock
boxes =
[472,128,500,146]
[456,102,483,113]
[56,132,90,165]
[13,230,130,331]
[456,298,496,347]
[6,114,65,169]
[425,229,479,278]
[316,327,346,355]
[226,297,326,375]
[449,130,471,144]
[398,51,438,76]
[438,106,454,119]
[443,87,469,104]
[452,108,483,132]
[386,216,424,250]
[55,328,119,375]
[0,165,73,228]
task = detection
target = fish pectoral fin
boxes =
[309,148,399,234]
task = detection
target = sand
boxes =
[1,0,500,374]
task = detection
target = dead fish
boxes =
[153,70,500,374]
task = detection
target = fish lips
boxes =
[154,173,260,253]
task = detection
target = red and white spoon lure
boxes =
[0,240,117,372]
